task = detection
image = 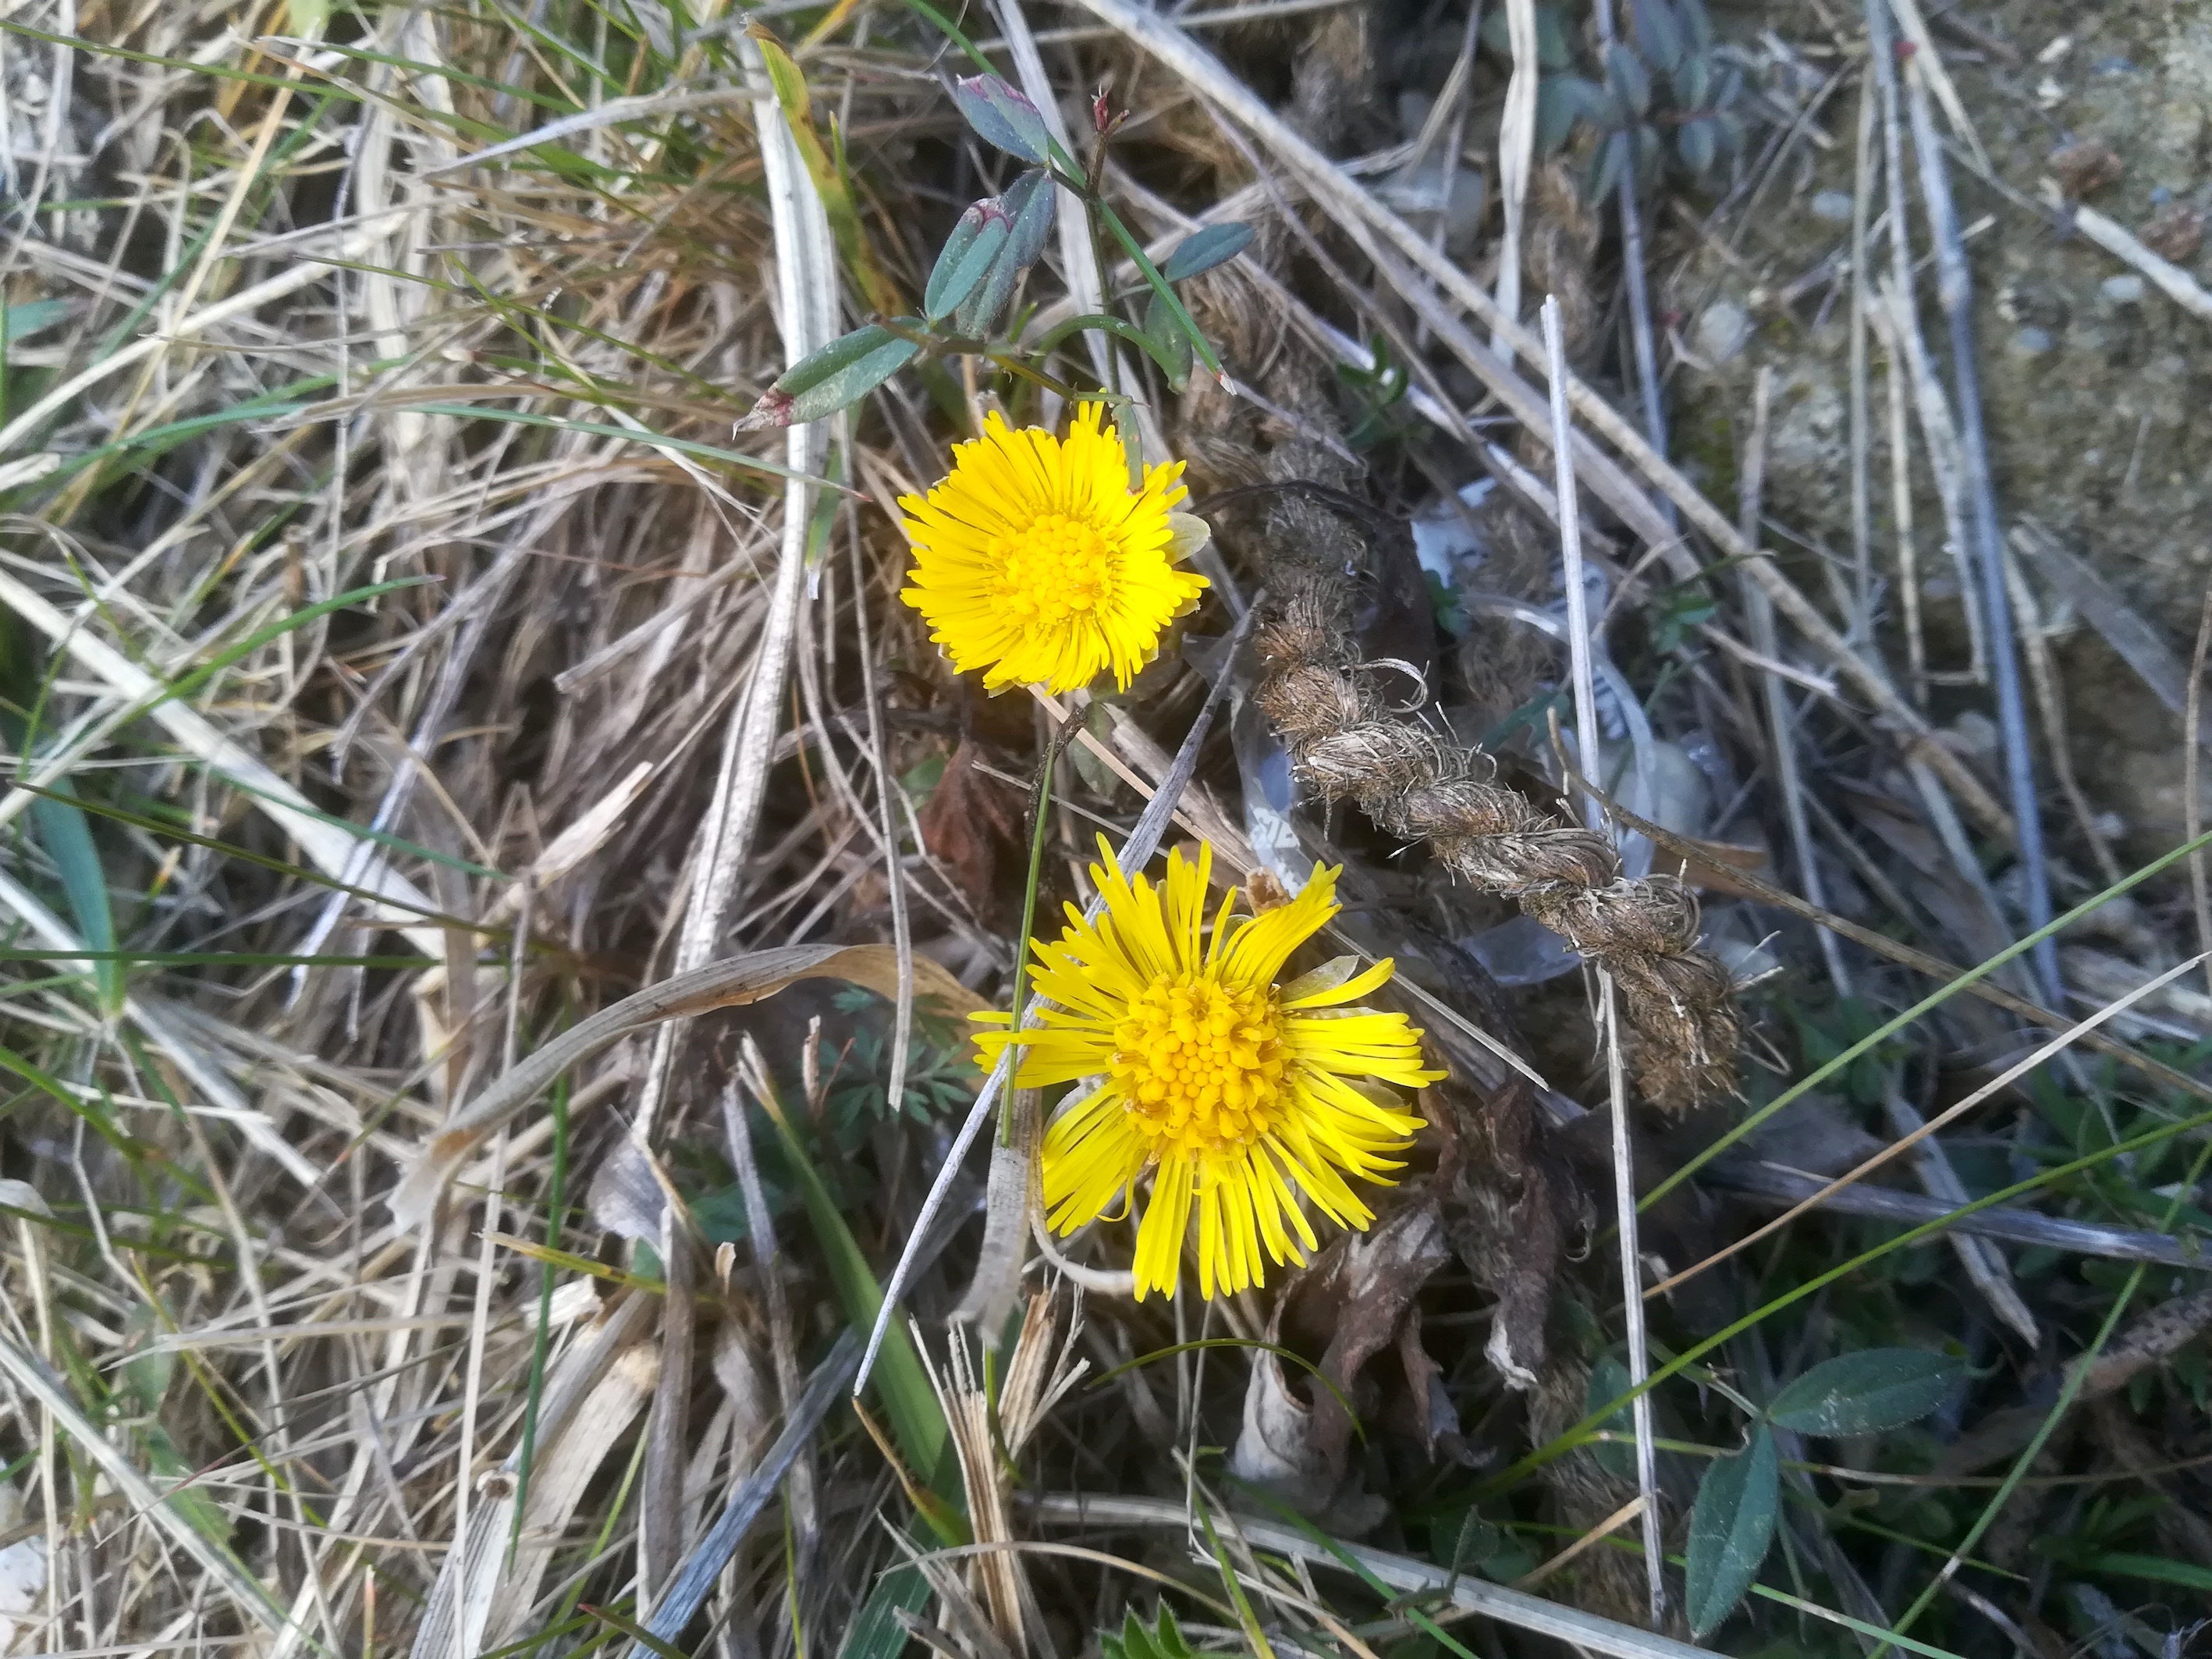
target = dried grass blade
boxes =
[0,1326,291,1639]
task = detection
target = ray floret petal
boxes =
[975,837,1446,1299]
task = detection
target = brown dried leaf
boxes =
[1230,1200,1454,1528]
[918,739,1023,922]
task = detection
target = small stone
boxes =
[1951,710,1999,759]
[1695,300,1752,363]
[2047,139,2123,200]
[1810,190,1855,223]
[2140,204,2205,263]
[2012,326,2055,355]
[2100,274,2146,304]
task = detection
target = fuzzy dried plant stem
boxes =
[1541,299,1662,1627]
[1253,492,1738,1111]
[1252,591,1738,1105]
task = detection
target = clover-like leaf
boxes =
[1001,168,1056,269]
[925,199,1010,321]
[1536,74,1612,151]
[1603,41,1652,117]
[1677,115,1718,177]
[1142,288,1195,391]
[1161,222,1253,282]
[1588,126,1633,204]
[1480,4,1571,72]
[1674,48,1712,112]
[1766,1348,1965,1436]
[736,321,922,429]
[1631,0,1685,72]
[952,74,1052,163]
[1685,1424,1780,1636]
[949,170,1056,336]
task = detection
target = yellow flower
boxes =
[977,839,1445,1300]
[899,404,1210,695]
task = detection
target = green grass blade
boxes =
[752,1088,948,1481]
[1644,825,2212,1211]
[14,785,487,929]
[26,777,119,1012]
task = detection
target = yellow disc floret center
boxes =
[991,513,1117,628]
[1110,972,1287,1158]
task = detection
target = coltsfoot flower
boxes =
[976,839,1445,1299]
[898,403,1209,695]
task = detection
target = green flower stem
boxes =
[1001,708,1085,1146]
[1029,312,1186,384]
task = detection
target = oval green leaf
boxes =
[951,74,1051,163]
[738,323,923,429]
[925,202,1010,321]
[1161,222,1252,282]
[1766,1348,1964,1437]
[1685,1423,1780,1637]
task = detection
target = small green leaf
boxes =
[1588,127,1632,204]
[1631,0,1685,71]
[1142,290,1194,391]
[28,777,119,1012]
[951,73,1051,163]
[1534,75,1609,153]
[953,169,1056,336]
[925,200,1010,320]
[1679,0,1713,54]
[1603,42,1652,117]
[1766,1348,1964,1436]
[1585,1355,1638,1480]
[1677,115,1717,177]
[4,300,72,341]
[1160,223,1252,282]
[1685,1423,1780,1636]
[1674,50,1712,112]
[1482,4,1571,69]
[737,323,923,429]
[1000,168,1056,269]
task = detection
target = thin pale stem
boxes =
[1542,294,1662,1625]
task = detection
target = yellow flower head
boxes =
[977,839,1446,1300]
[899,404,1210,695]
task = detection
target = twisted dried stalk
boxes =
[1253,579,1739,1109]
